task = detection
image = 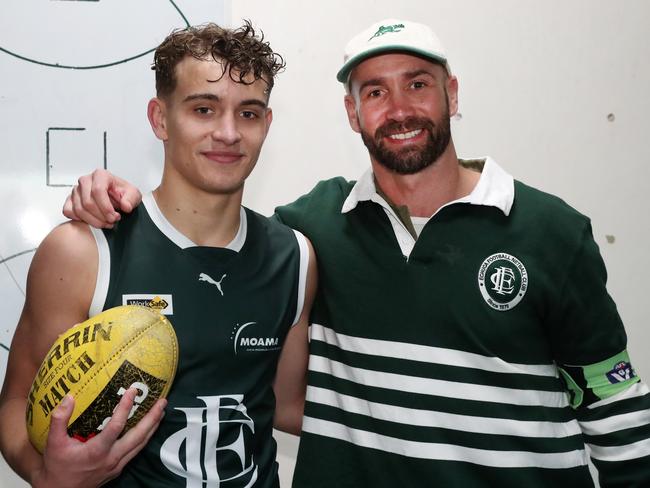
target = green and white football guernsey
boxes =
[88,193,309,488]
[275,158,650,487]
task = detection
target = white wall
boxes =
[2,1,649,486]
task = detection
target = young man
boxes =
[0,22,316,488]
[61,19,650,487]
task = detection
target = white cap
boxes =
[337,19,449,83]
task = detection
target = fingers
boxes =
[68,183,112,228]
[114,398,166,451]
[46,394,75,450]
[62,194,77,221]
[94,387,138,446]
[63,170,121,228]
[85,170,122,226]
[110,175,143,214]
[37,390,162,487]
[111,398,167,472]
[62,169,142,227]
[135,397,167,436]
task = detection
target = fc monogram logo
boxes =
[490,266,516,295]
[160,395,258,487]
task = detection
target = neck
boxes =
[153,178,243,247]
[372,142,480,217]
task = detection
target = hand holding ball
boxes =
[26,305,178,453]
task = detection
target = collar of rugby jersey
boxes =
[341,157,515,258]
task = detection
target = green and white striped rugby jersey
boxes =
[276,159,650,488]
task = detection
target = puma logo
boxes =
[198,272,227,296]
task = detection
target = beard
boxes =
[360,104,451,175]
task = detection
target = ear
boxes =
[147,98,168,141]
[344,94,361,133]
[446,75,459,118]
[264,107,273,136]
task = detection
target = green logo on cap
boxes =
[368,23,405,41]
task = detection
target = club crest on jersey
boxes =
[606,361,636,383]
[477,253,528,311]
[230,322,280,355]
[160,394,258,485]
[122,294,173,315]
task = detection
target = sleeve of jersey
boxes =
[273,184,318,230]
[273,177,350,230]
[553,222,650,486]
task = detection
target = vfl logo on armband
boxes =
[122,294,173,315]
[477,253,528,311]
[230,322,280,355]
[606,361,636,383]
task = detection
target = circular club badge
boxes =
[478,253,528,311]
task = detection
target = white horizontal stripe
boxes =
[309,355,569,408]
[588,437,650,462]
[587,382,650,409]
[308,386,581,438]
[311,323,557,377]
[302,416,588,469]
[580,409,650,436]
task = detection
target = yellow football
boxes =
[26,305,178,453]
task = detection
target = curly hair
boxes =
[152,20,285,98]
